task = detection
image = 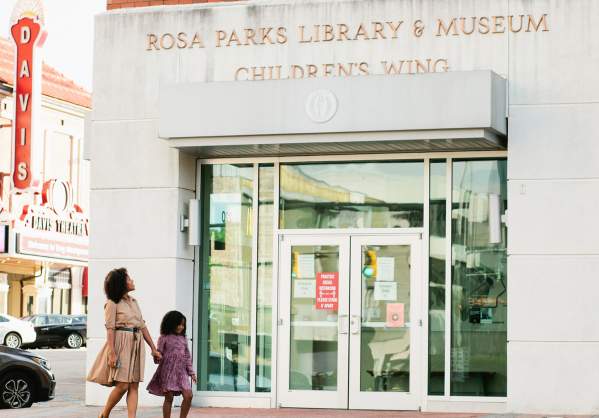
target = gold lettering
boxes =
[190,32,204,48]
[337,63,354,76]
[251,66,265,81]
[323,25,335,42]
[227,30,242,47]
[381,60,404,75]
[436,18,458,36]
[307,64,318,77]
[147,33,159,51]
[261,27,274,44]
[358,62,369,75]
[508,15,525,33]
[160,33,175,50]
[337,24,350,41]
[373,22,386,39]
[244,28,257,45]
[235,67,249,81]
[386,21,403,39]
[492,16,506,33]
[460,17,476,35]
[323,63,335,76]
[434,59,450,72]
[527,14,549,32]
[215,30,227,47]
[478,17,490,34]
[177,32,188,48]
[354,24,370,40]
[298,25,312,43]
[277,27,288,44]
[415,59,431,73]
[290,65,304,79]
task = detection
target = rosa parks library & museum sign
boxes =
[145,13,550,81]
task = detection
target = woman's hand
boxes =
[191,374,197,384]
[108,350,117,368]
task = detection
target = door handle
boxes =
[350,315,361,335]
[339,314,349,334]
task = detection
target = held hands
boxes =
[152,349,162,364]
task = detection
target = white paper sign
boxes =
[294,279,316,298]
[374,282,397,301]
[297,254,315,278]
[377,257,395,282]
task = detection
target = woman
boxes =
[87,268,162,418]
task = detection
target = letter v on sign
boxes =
[19,94,29,112]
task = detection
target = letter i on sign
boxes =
[10,0,47,190]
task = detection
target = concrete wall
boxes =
[90,0,599,412]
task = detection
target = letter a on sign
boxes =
[10,0,46,190]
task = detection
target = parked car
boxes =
[22,314,86,349]
[0,345,55,409]
[0,314,36,349]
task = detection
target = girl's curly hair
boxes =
[160,310,187,336]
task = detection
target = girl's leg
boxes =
[126,382,139,418]
[180,390,193,418]
[101,382,129,418]
[163,393,174,418]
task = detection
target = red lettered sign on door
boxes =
[316,272,338,311]
[11,17,43,190]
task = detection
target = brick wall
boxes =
[107,0,236,10]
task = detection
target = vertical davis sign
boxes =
[10,0,46,191]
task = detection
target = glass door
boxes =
[277,235,350,408]
[348,235,422,410]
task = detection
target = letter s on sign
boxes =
[17,162,28,181]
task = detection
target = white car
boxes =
[0,314,37,349]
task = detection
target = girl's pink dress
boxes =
[147,334,194,396]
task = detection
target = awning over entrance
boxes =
[159,70,506,157]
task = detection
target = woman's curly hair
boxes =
[104,268,129,303]
[160,310,187,336]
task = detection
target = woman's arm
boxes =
[106,329,117,368]
[141,327,162,361]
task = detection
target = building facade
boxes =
[87,0,599,414]
[0,31,91,319]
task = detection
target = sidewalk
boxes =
[4,406,593,418]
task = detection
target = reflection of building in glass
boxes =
[280,163,424,229]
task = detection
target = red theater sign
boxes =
[10,1,46,190]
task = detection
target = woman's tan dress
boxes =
[87,296,146,386]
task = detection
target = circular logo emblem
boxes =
[305,89,338,123]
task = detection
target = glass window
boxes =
[0,315,8,323]
[450,159,507,397]
[200,164,254,392]
[256,164,274,392]
[280,161,424,229]
[428,160,446,395]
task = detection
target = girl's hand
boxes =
[108,351,117,368]
[152,349,162,362]
[191,374,197,384]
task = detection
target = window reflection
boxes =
[280,162,424,229]
[450,159,507,397]
[200,164,253,392]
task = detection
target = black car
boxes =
[22,315,87,349]
[0,346,55,409]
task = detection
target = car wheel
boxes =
[66,333,83,349]
[0,373,34,409]
[4,333,22,349]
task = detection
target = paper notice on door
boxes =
[294,279,316,298]
[297,254,315,278]
[386,303,405,328]
[374,281,397,301]
[377,257,395,282]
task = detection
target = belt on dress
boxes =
[115,327,140,333]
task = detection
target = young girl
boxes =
[147,311,197,418]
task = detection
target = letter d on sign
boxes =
[20,26,30,44]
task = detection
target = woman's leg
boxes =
[180,390,193,418]
[126,382,139,418]
[163,392,174,418]
[101,382,128,418]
